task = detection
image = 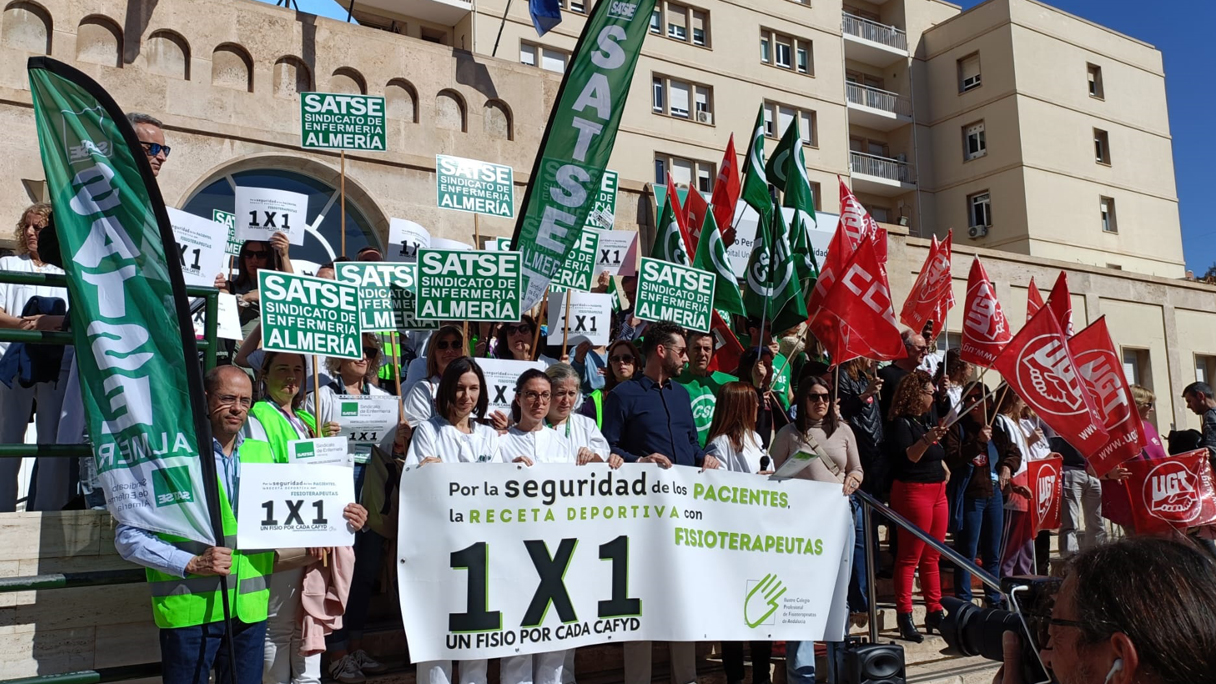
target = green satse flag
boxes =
[777,121,820,293]
[739,105,772,226]
[652,193,692,265]
[743,207,807,335]
[693,211,744,315]
[28,58,217,545]
[509,0,658,310]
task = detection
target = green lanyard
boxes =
[546,417,572,438]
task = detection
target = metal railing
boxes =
[842,12,908,51]
[850,151,914,183]
[846,82,913,117]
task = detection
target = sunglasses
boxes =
[610,354,635,364]
[362,348,379,360]
[245,250,270,260]
[140,141,171,157]
[806,393,830,403]
[435,339,461,351]
[503,324,531,335]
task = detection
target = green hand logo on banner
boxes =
[744,573,786,628]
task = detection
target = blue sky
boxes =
[266,0,1214,273]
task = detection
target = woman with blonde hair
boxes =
[402,325,465,427]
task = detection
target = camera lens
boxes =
[939,597,1024,662]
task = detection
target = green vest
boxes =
[589,390,604,429]
[249,400,318,463]
[145,439,275,629]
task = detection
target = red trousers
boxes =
[890,480,948,614]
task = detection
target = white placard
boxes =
[168,208,228,287]
[335,394,400,462]
[727,206,837,280]
[547,291,612,347]
[430,237,474,251]
[387,218,431,262]
[234,187,309,246]
[191,293,244,342]
[476,358,546,414]
[288,436,353,467]
[485,237,513,251]
[236,463,356,548]
[594,231,638,276]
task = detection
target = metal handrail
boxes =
[850,151,914,183]
[842,12,908,51]
[845,82,913,117]
[0,568,145,593]
[0,663,161,684]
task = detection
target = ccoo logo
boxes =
[1143,460,1201,524]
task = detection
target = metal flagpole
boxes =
[491,0,514,57]
[561,291,572,360]
[391,332,404,423]
[340,151,347,258]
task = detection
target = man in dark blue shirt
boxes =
[601,320,720,469]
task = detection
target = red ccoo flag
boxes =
[1067,317,1146,477]
[1027,277,1044,323]
[959,257,1013,367]
[684,187,710,251]
[710,135,741,245]
[900,231,954,339]
[816,233,906,361]
[1046,271,1074,336]
[707,310,744,373]
[992,305,1109,457]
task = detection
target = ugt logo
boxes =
[1036,463,1058,523]
[1015,334,1084,416]
[1143,461,1201,524]
[744,574,785,628]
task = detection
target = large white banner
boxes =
[726,206,837,280]
[397,464,852,661]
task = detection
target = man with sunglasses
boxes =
[128,112,170,178]
[878,330,931,421]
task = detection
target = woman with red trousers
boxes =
[886,370,951,643]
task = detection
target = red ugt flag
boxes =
[710,135,741,245]
[817,234,906,361]
[1125,449,1216,535]
[1028,456,1064,533]
[992,305,1109,456]
[899,231,954,338]
[960,257,1013,367]
[1045,271,1074,336]
[1027,277,1044,322]
[1068,317,1146,477]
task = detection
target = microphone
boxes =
[760,455,771,471]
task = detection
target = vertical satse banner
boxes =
[509,0,658,309]
[28,58,217,545]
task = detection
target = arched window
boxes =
[183,165,384,269]
[212,43,253,92]
[146,30,190,80]
[483,100,512,141]
[1,1,51,54]
[274,56,311,98]
[329,67,366,95]
[435,89,465,132]
[386,79,418,123]
[76,15,122,68]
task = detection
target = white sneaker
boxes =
[329,655,367,684]
[351,649,387,674]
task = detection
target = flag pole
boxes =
[312,354,322,434]
[533,289,549,361]
[340,151,347,258]
[474,213,482,248]
[756,186,778,356]
[491,0,514,57]
[391,332,404,423]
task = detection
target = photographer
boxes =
[996,536,1216,684]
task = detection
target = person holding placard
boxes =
[578,339,639,428]
[305,334,391,484]
[545,364,618,467]
[493,316,556,365]
[226,234,294,336]
[403,325,465,427]
[735,347,782,449]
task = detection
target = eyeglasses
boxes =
[214,394,252,410]
[435,339,461,351]
[665,345,687,356]
[610,354,635,364]
[521,391,551,403]
[140,141,171,158]
[503,324,531,335]
[806,393,831,403]
[245,250,269,260]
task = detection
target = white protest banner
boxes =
[431,237,474,251]
[727,205,836,280]
[594,231,638,276]
[259,271,362,360]
[334,394,399,462]
[334,261,438,332]
[397,463,852,661]
[237,463,356,548]
[636,257,715,333]
[191,293,243,341]
[288,437,353,467]
[235,187,309,246]
[167,208,228,287]
[476,358,546,413]
[547,291,611,347]
[387,218,430,262]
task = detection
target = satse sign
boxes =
[300,92,386,151]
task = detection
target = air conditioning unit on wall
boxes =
[697,111,713,124]
[968,224,989,239]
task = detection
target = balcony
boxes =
[353,0,472,27]
[842,12,908,66]
[850,151,915,197]
[846,83,913,131]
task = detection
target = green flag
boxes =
[509,0,658,310]
[739,105,772,226]
[28,58,217,545]
[652,192,692,265]
[776,120,820,293]
[693,211,744,315]
[765,115,801,194]
[743,207,807,335]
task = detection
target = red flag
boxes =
[710,135,740,243]
[1027,277,1044,323]
[684,188,710,251]
[816,235,906,361]
[1028,456,1064,533]
[664,171,695,259]
[899,231,954,338]
[1125,449,1216,535]
[1046,272,1074,336]
[707,310,744,373]
[992,305,1109,456]
[1068,318,1146,477]
[838,178,880,252]
[960,257,1013,367]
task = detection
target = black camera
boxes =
[937,577,1060,684]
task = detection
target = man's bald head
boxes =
[205,365,251,395]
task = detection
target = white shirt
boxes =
[552,413,610,460]
[499,425,572,464]
[0,255,66,356]
[707,432,767,473]
[403,375,440,428]
[405,414,501,465]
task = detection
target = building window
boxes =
[1094,128,1111,164]
[1122,348,1151,390]
[968,191,991,228]
[760,29,812,75]
[868,205,891,223]
[1087,63,1104,99]
[963,121,986,161]
[762,101,817,147]
[558,0,587,13]
[958,52,981,92]
[521,41,569,73]
[809,181,821,210]
[652,74,713,123]
[655,153,715,193]
[1100,196,1117,233]
[649,1,709,47]
[1196,355,1216,385]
